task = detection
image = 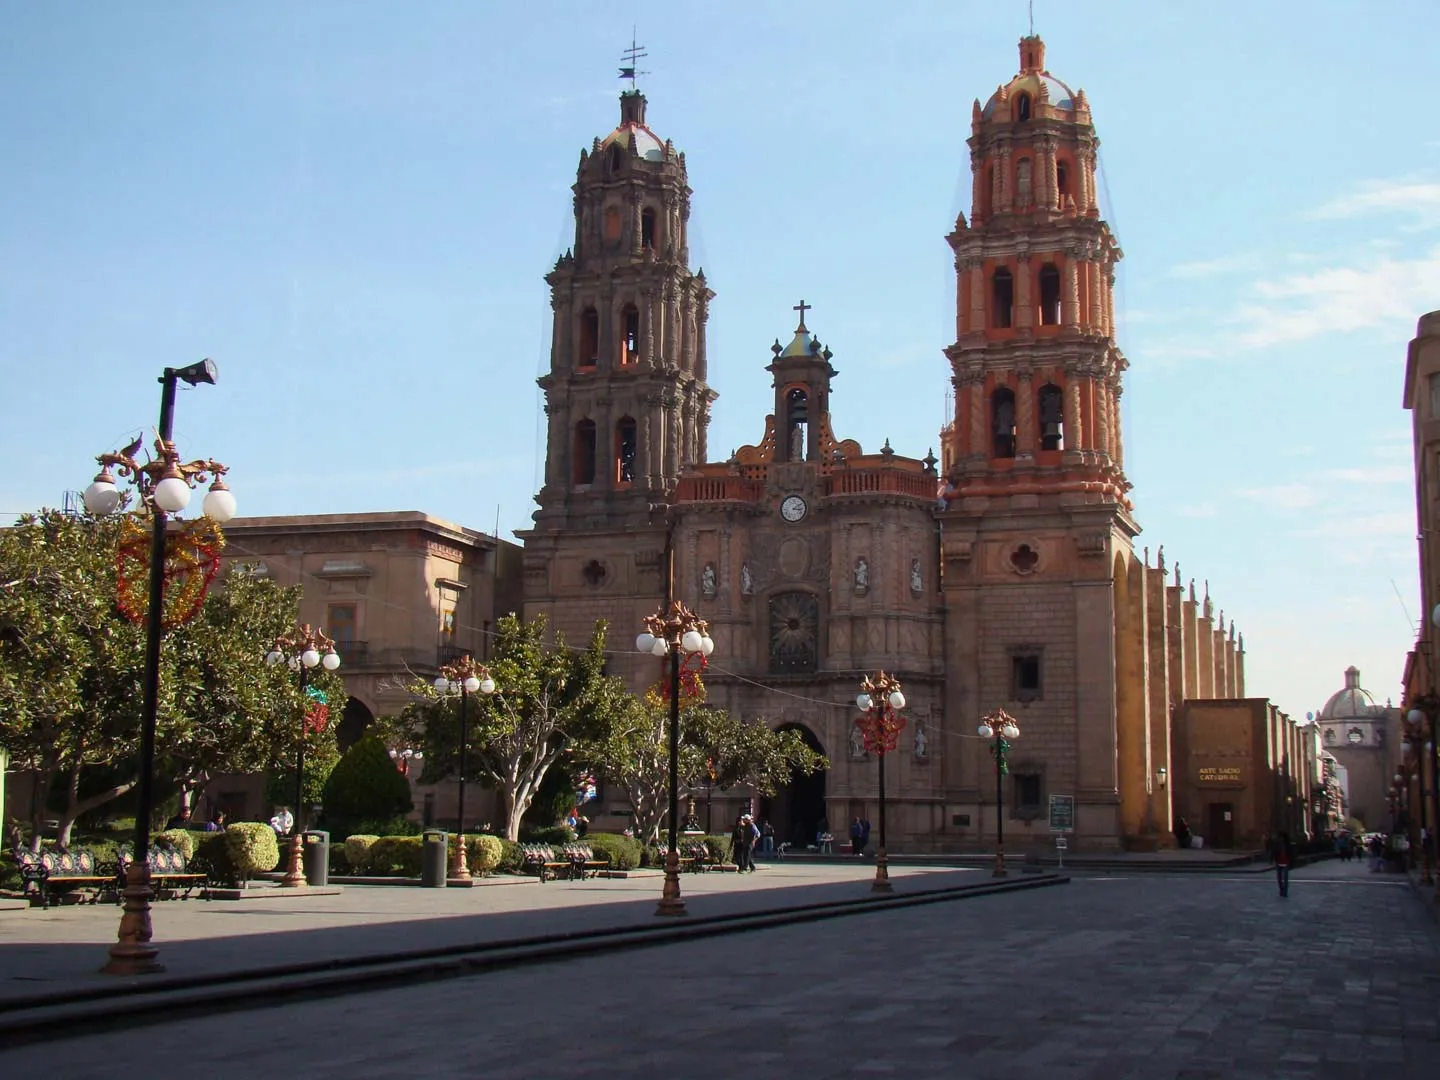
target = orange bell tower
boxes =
[942,34,1128,500]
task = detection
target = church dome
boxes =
[600,91,666,162]
[1318,666,1383,720]
[980,36,1080,119]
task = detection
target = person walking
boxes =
[760,819,774,855]
[731,814,756,873]
[849,817,863,856]
[859,817,872,856]
[1173,817,1192,850]
[1272,830,1294,898]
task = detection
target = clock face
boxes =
[780,494,808,523]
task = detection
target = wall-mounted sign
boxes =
[1197,766,1244,783]
[1048,794,1075,833]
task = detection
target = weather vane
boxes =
[619,27,649,91]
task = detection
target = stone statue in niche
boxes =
[913,718,929,761]
[740,562,754,595]
[849,723,867,760]
[854,557,869,591]
[910,559,923,594]
[701,563,717,598]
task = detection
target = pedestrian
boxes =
[849,817,863,856]
[1271,830,1294,897]
[860,817,871,856]
[1369,834,1385,872]
[1173,817,1192,850]
[202,810,227,833]
[760,819,774,855]
[732,814,757,873]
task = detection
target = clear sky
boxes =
[2,1,1436,722]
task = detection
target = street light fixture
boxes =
[636,600,714,917]
[85,360,233,976]
[266,625,340,888]
[855,672,906,893]
[389,746,425,776]
[434,656,497,880]
[1405,707,1435,885]
[978,708,1021,878]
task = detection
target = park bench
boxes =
[518,843,610,882]
[117,845,207,899]
[558,843,610,879]
[11,848,113,908]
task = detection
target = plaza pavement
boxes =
[3,857,1436,1078]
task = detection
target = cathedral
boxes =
[518,35,1285,853]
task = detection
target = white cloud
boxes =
[1308,180,1440,229]
[1237,483,1317,510]
[1325,465,1412,485]
[1167,253,1263,279]
[1176,503,1218,519]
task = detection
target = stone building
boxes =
[209,511,523,825]
[519,36,1286,852]
[1314,665,1403,831]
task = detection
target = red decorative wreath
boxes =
[114,515,224,629]
[855,707,907,756]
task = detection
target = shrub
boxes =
[585,832,641,870]
[497,838,524,874]
[521,824,575,846]
[192,833,236,885]
[703,834,733,864]
[321,735,413,837]
[467,834,504,874]
[153,829,196,860]
[225,822,281,880]
[329,845,352,875]
[344,834,380,873]
[367,836,423,876]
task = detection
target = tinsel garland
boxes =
[114,515,225,629]
[856,707,907,755]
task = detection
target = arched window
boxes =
[785,387,809,461]
[1038,264,1061,325]
[991,388,1016,458]
[769,592,819,674]
[1056,161,1071,204]
[615,417,637,484]
[619,304,641,365]
[577,307,599,368]
[1038,383,1064,451]
[991,268,1014,329]
[1016,93,1031,122]
[640,207,656,250]
[607,144,624,174]
[573,420,597,485]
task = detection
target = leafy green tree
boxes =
[320,734,413,837]
[392,613,623,840]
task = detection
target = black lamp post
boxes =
[1405,706,1434,886]
[636,600,714,917]
[856,672,906,894]
[83,359,235,976]
[978,707,1020,878]
[434,656,496,880]
[267,625,340,887]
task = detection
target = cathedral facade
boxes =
[520,37,1262,852]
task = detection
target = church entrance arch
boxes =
[336,697,376,752]
[760,723,827,851]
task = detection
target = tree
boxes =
[392,613,624,840]
[320,734,413,836]
[0,509,338,846]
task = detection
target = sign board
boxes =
[1197,766,1243,784]
[1048,794,1075,833]
[1054,836,1068,850]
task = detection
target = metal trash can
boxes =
[302,830,330,887]
[421,829,448,888]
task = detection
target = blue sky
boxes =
[2,1,1436,721]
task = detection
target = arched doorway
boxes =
[336,697,375,752]
[761,724,827,850]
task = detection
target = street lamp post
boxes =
[978,708,1021,878]
[1405,707,1434,885]
[855,672,906,894]
[434,656,497,880]
[636,600,714,917]
[83,360,235,976]
[266,625,340,888]
[389,746,425,777]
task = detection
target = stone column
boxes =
[683,289,697,372]
[971,154,984,219]
[991,155,1003,214]
[1038,142,1054,210]
[968,375,987,458]
[1095,378,1111,461]
[1016,368,1035,459]
[1064,375,1083,452]
[969,263,987,331]
[666,395,681,479]
[999,148,1012,212]
[640,405,655,488]
[696,291,709,382]
[544,402,562,486]
[1087,261,1104,329]
[1105,268,1117,338]
[550,303,564,372]
[641,287,656,368]
[667,281,681,367]
[1062,258,1080,326]
[1111,382,1125,466]
[1015,255,1033,330]
[630,194,643,255]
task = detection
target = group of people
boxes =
[165,808,226,832]
[731,813,762,872]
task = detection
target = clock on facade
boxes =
[780,494,808,523]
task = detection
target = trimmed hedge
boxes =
[322,735,414,838]
[467,834,504,874]
[521,824,576,846]
[498,838,524,874]
[585,832,642,870]
[153,829,199,861]
[344,834,381,873]
[225,822,281,879]
[366,836,423,876]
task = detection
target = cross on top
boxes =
[793,299,811,331]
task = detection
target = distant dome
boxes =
[982,73,1077,118]
[601,122,665,162]
[1318,665,1383,720]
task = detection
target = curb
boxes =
[0,873,1066,1045]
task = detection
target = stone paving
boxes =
[3,859,1439,1078]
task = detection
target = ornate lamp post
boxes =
[433,656,496,880]
[855,672,906,893]
[978,708,1020,878]
[266,625,340,888]
[636,600,714,917]
[83,361,235,976]
[389,746,425,776]
[1405,706,1435,885]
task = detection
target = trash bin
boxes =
[421,829,448,888]
[302,830,330,887]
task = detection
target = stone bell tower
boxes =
[938,36,1140,851]
[521,89,716,655]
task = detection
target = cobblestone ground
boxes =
[5,860,1438,1078]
